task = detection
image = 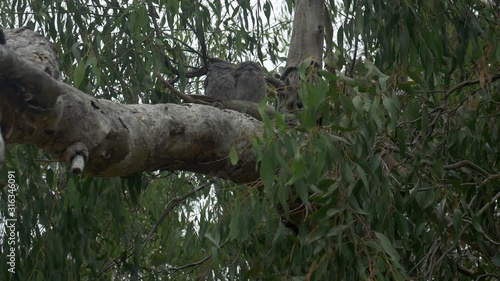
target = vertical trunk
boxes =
[282,0,326,111]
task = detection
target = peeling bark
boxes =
[0,28,262,183]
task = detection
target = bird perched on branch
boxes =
[235,61,266,102]
[204,60,266,103]
[204,61,237,101]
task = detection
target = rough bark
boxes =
[0,28,262,183]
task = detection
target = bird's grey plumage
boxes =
[204,61,236,101]
[235,61,266,102]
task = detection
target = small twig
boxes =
[442,160,491,177]
[448,90,479,118]
[143,181,212,244]
[416,74,500,143]
[347,34,358,78]
[475,273,500,281]
[225,244,243,268]
[444,73,500,100]
[423,240,441,278]
[481,174,500,186]
[155,71,209,104]
[477,191,500,216]
[456,264,474,277]
[265,75,286,89]
[432,228,466,274]
[168,240,229,272]
[167,254,211,271]
[97,181,211,277]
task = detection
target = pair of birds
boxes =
[204,61,266,103]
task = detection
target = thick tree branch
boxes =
[0,29,263,183]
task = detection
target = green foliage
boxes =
[1,0,500,280]
[0,0,282,103]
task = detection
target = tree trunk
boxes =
[281,0,326,111]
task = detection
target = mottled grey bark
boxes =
[0,2,327,181]
[281,0,326,111]
[0,28,261,183]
